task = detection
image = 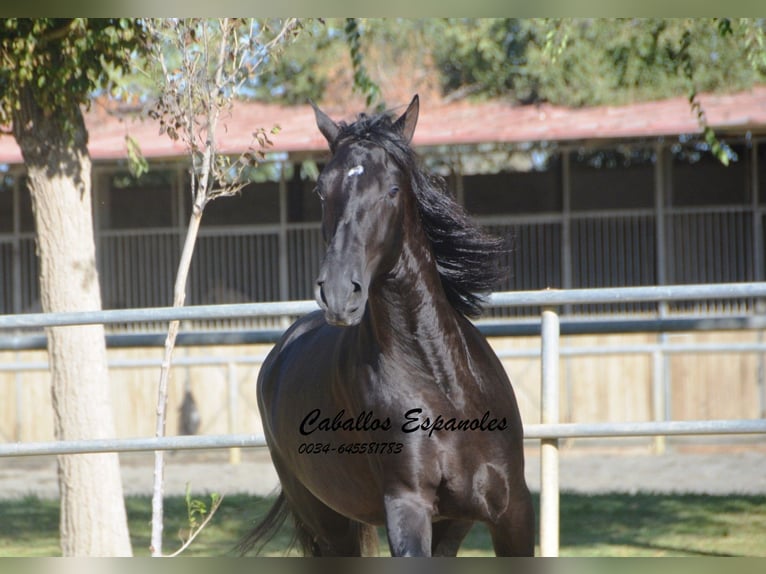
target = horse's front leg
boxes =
[383,492,433,556]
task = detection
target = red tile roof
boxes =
[2,87,766,165]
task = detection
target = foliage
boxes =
[344,18,382,108]
[244,18,766,110]
[430,19,532,101]
[435,18,766,107]
[165,485,223,557]
[185,485,219,531]
[144,18,299,204]
[435,18,766,164]
[0,18,145,133]
[125,134,149,178]
[237,18,383,108]
[243,19,333,104]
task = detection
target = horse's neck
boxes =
[366,235,470,404]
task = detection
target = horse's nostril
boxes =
[317,281,328,306]
[351,281,362,294]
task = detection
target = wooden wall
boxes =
[1,333,763,445]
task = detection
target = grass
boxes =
[0,492,764,557]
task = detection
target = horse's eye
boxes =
[314,186,325,201]
[389,185,400,197]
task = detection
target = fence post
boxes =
[278,161,290,330]
[14,356,23,442]
[540,306,560,557]
[227,362,241,465]
[651,346,666,454]
[757,331,766,419]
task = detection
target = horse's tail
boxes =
[237,490,379,556]
[236,491,295,556]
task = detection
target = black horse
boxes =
[239,96,534,557]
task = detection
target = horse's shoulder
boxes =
[258,310,327,388]
[273,310,327,354]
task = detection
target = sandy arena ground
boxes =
[1,441,764,500]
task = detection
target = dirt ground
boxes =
[1,440,764,500]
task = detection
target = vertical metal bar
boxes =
[175,163,186,232]
[700,212,709,286]
[655,142,668,291]
[540,306,560,557]
[278,162,289,320]
[14,364,23,442]
[754,141,766,417]
[278,164,290,328]
[651,348,666,454]
[653,143,672,451]
[454,151,465,207]
[12,176,23,442]
[92,169,102,265]
[12,176,22,315]
[524,224,532,289]
[752,140,763,284]
[561,150,572,293]
[758,330,766,419]
[750,140,764,292]
[227,362,241,465]
[560,151,573,438]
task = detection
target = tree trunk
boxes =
[12,88,132,556]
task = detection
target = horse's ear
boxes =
[310,100,340,147]
[394,95,419,144]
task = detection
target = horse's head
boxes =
[312,96,419,327]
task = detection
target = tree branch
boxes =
[40,19,77,44]
[166,494,224,557]
[145,18,301,555]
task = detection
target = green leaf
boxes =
[125,134,149,179]
[716,18,733,37]
[343,18,381,108]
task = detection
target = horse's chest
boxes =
[283,442,392,523]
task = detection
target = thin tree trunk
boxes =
[149,22,229,554]
[147,17,297,555]
[150,200,204,556]
[13,89,132,556]
[150,97,219,558]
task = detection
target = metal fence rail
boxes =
[2,419,765,459]
[4,314,766,353]
[2,281,765,330]
[0,299,318,330]
[489,281,766,307]
[1,281,765,557]
[3,340,766,372]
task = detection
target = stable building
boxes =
[2,90,765,321]
[1,89,765,441]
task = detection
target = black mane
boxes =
[333,111,508,317]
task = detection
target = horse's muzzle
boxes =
[315,277,366,327]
